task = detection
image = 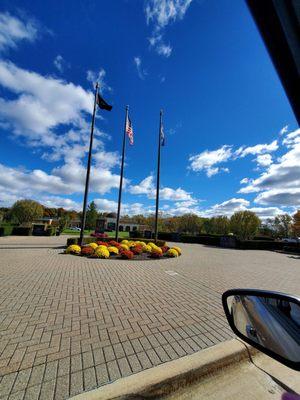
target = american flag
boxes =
[126,115,134,145]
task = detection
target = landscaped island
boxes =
[65,239,182,260]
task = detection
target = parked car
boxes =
[281,238,300,243]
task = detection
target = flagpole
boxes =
[79,82,99,246]
[115,105,129,241]
[154,109,163,242]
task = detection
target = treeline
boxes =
[1,199,300,240]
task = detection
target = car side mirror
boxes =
[222,289,300,371]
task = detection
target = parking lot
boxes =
[0,236,299,400]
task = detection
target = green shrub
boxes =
[66,237,166,247]
[180,235,220,246]
[12,227,33,236]
[238,240,285,250]
[46,227,56,236]
[0,224,15,236]
[157,232,180,242]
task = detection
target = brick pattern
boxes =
[0,237,300,399]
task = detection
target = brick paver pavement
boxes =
[0,236,300,399]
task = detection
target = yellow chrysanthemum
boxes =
[167,249,179,258]
[152,246,162,254]
[94,247,110,259]
[65,244,81,254]
[107,246,119,255]
[171,246,182,255]
[120,244,129,251]
[88,242,98,250]
[144,245,152,253]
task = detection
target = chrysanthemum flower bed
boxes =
[65,239,182,260]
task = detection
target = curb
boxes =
[70,339,257,400]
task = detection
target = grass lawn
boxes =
[62,229,129,238]
[62,229,93,235]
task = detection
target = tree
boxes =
[10,199,44,225]
[85,201,98,230]
[272,214,293,237]
[230,210,260,240]
[177,214,203,234]
[209,216,230,235]
[293,210,300,236]
[58,215,70,232]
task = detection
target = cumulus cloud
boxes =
[0,60,93,145]
[133,56,147,79]
[0,12,38,52]
[0,161,121,204]
[235,140,278,158]
[128,175,195,201]
[282,127,300,148]
[188,145,232,177]
[238,126,300,208]
[94,198,154,216]
[188,137,281,177]
[145,0,192,57]
[255,153,273,167]
[200,197,283,219]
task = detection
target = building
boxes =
[96,217,141,232]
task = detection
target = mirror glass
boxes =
[227,294,300,362]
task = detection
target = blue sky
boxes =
[0,0,299,218]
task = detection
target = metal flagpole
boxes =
[79,82,99,246]
[154,109,163,242]
[115,105,129,241]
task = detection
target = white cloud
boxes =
[282,128,300,148]
[255,153,273,167]
[129,175,153,195]
[238,127,300,208]
[53,55,68,73]
[128,175,194,201]
[94,198,154,216]
[199,198,283,220]
[0,12,38,52]
[0,161,121,202]
[247,206,283,219]
[188,145,232,177]
[255,189,300,207]
[240,177,249,184]
[145,0,192,57]
[156,43,172,57]
[0,60,93,146]
[133,56,148,79]
[86,68,111,93]
[145,0,192,28]
[235,140,278,158]
[202,198,250,217]
[279,125,289,135]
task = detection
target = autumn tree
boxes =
[10,199,44,225]
[230,211,260,240]
[293,210,300,236]
[271,214,293,237]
